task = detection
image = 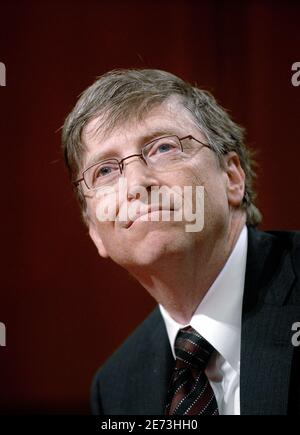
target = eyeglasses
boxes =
[74,134,211,191]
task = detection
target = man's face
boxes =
[82,97,245,270]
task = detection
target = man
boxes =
[62,69,300,415]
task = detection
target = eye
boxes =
[157,143,174,153]
[148,138,180,158]
[97,166,112,177]
[94,162,119,179]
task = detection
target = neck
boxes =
[130,211,247,324]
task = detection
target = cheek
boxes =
[88,190,121,224]
[203,183,230,234]
[189,158,227,197]
[188,166,229,220]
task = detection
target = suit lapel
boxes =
[124,307,174,415]
[241,226,299,415]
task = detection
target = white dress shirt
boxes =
[159,225,248,415]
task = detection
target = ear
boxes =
[88,219,109,259]
[223,152,245,207]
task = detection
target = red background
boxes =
[0,0,299,413]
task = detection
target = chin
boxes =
[119,228,190,269]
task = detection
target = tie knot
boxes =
[174,325,215,371]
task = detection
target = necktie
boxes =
[165,325,219,415]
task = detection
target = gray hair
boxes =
[61,68,262,225]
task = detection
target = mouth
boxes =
[125,205,174,229]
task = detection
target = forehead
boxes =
[81,97,200,167]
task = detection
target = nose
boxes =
[122,156,160,201]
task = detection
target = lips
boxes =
[125,205,174,229]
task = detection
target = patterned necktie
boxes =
[165,325,219,415]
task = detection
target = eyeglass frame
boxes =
[73,134,212,191]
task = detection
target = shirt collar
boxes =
[159,225,248,373]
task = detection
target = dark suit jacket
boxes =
[91,226,300,415]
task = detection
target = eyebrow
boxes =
[85,127,183,169]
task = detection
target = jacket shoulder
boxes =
[90,306,165,414]
[262,228,300,271]
[101,306,163,371]
[249,226,300,258]
[247,226,300,304]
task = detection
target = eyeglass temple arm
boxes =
[182,135,211,150]
[73,177,84,187]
